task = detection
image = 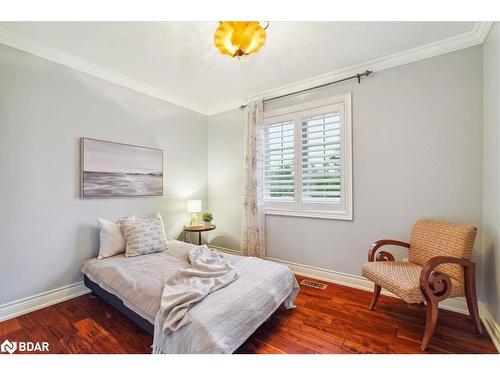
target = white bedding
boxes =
[81,240,299,353]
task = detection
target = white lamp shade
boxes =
[187,200,202,213]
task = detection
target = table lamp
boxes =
[187,199,202,227]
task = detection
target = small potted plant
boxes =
[202,211,213,227]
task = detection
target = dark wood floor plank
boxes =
[73,318,110,343]
[0,318,21,337]
[59,332,95,354]
[236,337,286,354]
[343,332,389,354]
[0,275,497,354]
[301,320,347,346]
[387,339,446,354]
[252,328,319,354]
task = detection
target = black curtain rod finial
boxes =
[358,70,373,83]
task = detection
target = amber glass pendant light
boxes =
[213,21,268,58]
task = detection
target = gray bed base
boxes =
[83,275,155,335]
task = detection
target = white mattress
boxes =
[82,240,300,353]
[81,240,245,323]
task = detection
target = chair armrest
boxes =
[368,239,410,262]
[419,256,474,301]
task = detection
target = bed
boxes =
[81,240,299,354]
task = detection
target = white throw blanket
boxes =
[153,245,239,353]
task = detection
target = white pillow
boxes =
[120,213,168,258]
[97,216,134,259]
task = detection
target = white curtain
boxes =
[241,99,265,258]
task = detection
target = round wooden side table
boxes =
[184,224,216,245]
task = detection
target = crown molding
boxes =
[207,21,493,115]
[473,21,494,43]
[0,27,209,115]
[0,22,493,117]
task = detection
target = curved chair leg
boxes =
[421,299,439,351]
[464,266,483,334]
[369,284,382,310]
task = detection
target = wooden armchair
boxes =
[361,220,482,350]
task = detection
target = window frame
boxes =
[262,93,353,221]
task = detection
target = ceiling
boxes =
[0,22,481,114]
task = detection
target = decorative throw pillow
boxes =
[97,216,134,259]
[120,213,168,257]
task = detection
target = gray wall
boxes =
[0,40,491,314]
[207,109,244,250]
[207,47,484,295]
[0,44,208,304]
[482,23,500,322]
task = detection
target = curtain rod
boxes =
[239,70,373,110]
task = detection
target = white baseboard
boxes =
[0,281,90,322]
[210,245,243,256]
[210,244,474,315]
[479,304,500,352]
[265,256,471,314]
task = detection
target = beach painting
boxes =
[81,138,163,198]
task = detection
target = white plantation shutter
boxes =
[262,93,352,220]
[301,111,341,202]
[263,118,295,200]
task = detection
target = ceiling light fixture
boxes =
[213,21,268,59]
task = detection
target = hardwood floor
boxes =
[0,275,497,354]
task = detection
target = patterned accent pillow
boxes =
[120,213,168,257]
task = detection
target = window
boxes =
[264,118,295,202]
[263,93,352,220]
